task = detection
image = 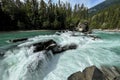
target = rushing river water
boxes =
[0,30,120,80]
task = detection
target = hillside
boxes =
[89,0,120,14]
[90,4,120,29]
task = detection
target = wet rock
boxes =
[0,49,5,57]
[8,38,28,43]
[68,66,105,80]
[87,35,101,40]
[33,39,77,54]
[101,66,120,80]
[0,52,4,57]
[83,66,105,80]
[51,45,63,53]
[33,39,57,52]
[31,38,78,55]
[68,71,85,80]
[52,43,77,54]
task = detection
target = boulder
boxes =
[0,49,5,57]
[76,22,89,33]
[51,45,63,54]
[101,66,120,80]
[68,66,105,80]
[52,43,77,54]
[68,71,85,80]
[83,66,105,80]
[8,38,28,43]
[0,52,4,57]
[32,39,77,54]
[88,35,101,40]
[33,39,57,52]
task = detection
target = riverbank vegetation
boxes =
[0,0,88,31]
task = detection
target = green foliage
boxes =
[0,0,88,31]
[43,20,50,29]
[89,0,120,15]
[90,4,120,29]
[53,19,61,29]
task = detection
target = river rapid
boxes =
[0,30,120,80]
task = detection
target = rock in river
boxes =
[33,39,77,54]
[33,39,57,52]
[68,66,105,80]
[52,43,77,54]
[8,38,28,43]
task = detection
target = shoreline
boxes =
[94,29,120,32]
[0,29,120,34]
[0,30,58,34]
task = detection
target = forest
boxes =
[0,0,88,31]
[0,0,120,31]
[89,4,120,29]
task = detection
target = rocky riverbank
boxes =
[68,66,120,80]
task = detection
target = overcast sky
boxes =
[45,0,105,8]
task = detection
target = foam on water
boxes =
[0,31,120,80]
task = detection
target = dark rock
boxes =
[68,43,77,49]
[0,52,4,57]
[68,71,85,80]
[52,45,63,54]
[33,39,77,54]
[33,39,57,52]
[88,35,101,40]
[114,76,120,80]
[8,38,28,43]
[83,66,105,80]
[68,66,105,80]
[52,43,77,54]
[0,51,5,57]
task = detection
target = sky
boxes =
[48,0,105,8]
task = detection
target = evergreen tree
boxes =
[90,4,120,29]
[0,0,88,31]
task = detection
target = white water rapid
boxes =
[0,31,120,80]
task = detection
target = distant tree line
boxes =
[0,0,88,31]
[89,4,120,29]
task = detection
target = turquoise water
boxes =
[0,30,120,80]
[0,31,56,47]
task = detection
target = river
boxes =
[0,30,120,80]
